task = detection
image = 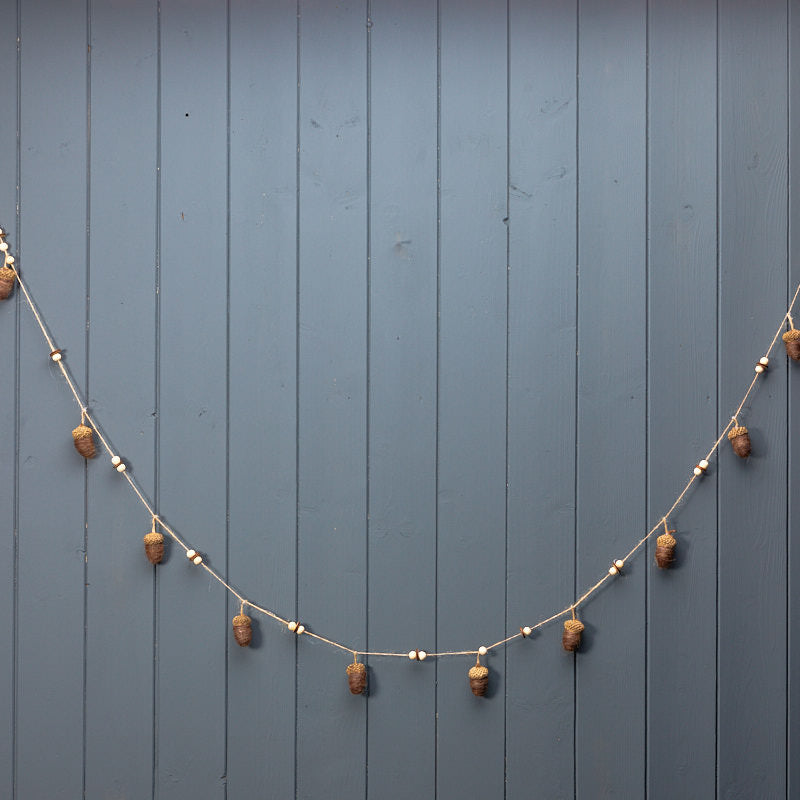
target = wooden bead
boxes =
[468,664,489,696]
[727,425,751,458]
[143,531,165,564]
[562,619,585,652]
[346,662,367,695]
[71,424,96,459]
[232,614,252,647]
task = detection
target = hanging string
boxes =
[4,239,799,660]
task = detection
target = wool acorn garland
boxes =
[655,519,676,569]
[783,327,800,361]
[0,229,13,300]
[727,423,751,458]
[468,656,489,696]
[0,264,14,300]
[346,658,367,695]
[232,613,253,647]
[72,420,96,459]
[143,520,165,565]
[562,616,584,652]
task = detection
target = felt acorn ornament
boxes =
[346,659,367,695]
[0,264,15,300]
[783,328,800,361]
[143,526,165,565]
[72,421,96,459]
[727,424,751,458]
[468,658,489,697]
[655,520,676,569]
[562,617,584,652]
[232,613,253,647]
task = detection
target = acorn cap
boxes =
[143,531,164,545]
[656,532,676,548]
[232,614,251,627]
[783,329,800,342]
[563,619,584,633]
[727,425,748,440]
[72,424,93,441]
[346,662,366,676]
[468,664,489,680]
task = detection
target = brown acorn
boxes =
[72,424,96,458]
[655,531,676,569]
[783,329,800,361]
[727,425,751,458]
[346,661,367,695]
[232,614,252,647]
[0,265,15,300]
[562,618,585,652]
[468,663,489,696]
[143,531,165,564]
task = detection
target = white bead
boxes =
[760,357,769,366]
[0,228,4,235]
[111,455,121,466]
[699,459,709,469]
[417,650,427,661]
[6,256,13,264]
[288,621,298,632]
[408,650,417,660]
[478,645,488,656]
[755,365,764,374]
[186,549,196,560]
[116,463,126,473]
[51,352,62,362]
[614,559,624,569]
[609,565,618,575]
[0,242,8,251]
[192,555,202,565]
[296,624,305,635]
[693,466,702,476]
[522,626,532,637]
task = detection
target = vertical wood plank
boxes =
[436,0,507,794]
[158,1,228,796]
[366,0,438,794]
[790,2,800,795]
[0,1,18,794]
[296,2,367,796]
[505,2,578,795]
[717,2,788,796]
[575,1,647,796]
[647,2,718,798]
[227,1,297,795]
[15,2,88,798]
[83,2,158,796]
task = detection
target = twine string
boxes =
[5,239,800,661]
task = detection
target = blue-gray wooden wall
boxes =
[1,0,799,797]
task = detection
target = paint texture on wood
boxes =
[0,1,798,798]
